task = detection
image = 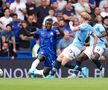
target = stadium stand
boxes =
[0,0,108,61]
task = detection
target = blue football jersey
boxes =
[90,23,106,49]
[72,23,93,50]
[34,28,58,67]
[35,28,58,48]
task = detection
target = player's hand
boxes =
[69,21,73,26]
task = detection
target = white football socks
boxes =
[29,59,40,72]
[34,69,44,76]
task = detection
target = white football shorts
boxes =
[61,44,81,60]
[84,46,105,59]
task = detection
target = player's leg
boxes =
[77,46,94,77]
[66,53,88,68]
[64,52,89,77]
[28,56,45,77]
[91,46,105,77]
[57,45,87,77]
[46,45,81,78]
[29,57,40,72]
[31,48,57,78]
[92,53,105,77]
[77,52,89,77]
[46,54,63,78]
[33,67,51,77]
[92,53,102,70]
[62,46,88,75]
[30,57,53,77]
[91,46,104,70]
[64,46,92,77]
[43,67,52,76]
[61,45,82,70]
[28,47,46,77]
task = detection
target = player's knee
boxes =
[38,56,45,61]
[91,56,99,61]
[61,59,69,66]
[43,68,51,76]
[78,56,87,61]
[91,53,100,61]
[61,61,66,66]
[57,54,64,62]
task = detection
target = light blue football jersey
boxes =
[72,23,93,50]
[90,23,106,49]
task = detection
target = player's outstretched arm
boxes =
[69,21,79,32]
[54,22,64,37]
[91,32,98,54]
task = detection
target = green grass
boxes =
[0,78,108,90]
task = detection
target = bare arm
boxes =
[53,22,64,37]
[19,34,33,40]
[11,37,16,52]
[57,27,64,37]
[91,32,98,54]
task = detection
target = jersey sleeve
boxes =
[99,24,105,32]
[89,27,94,35]
[34,29,41,39]
[34,29,41,35]
[52,28,59,36]
[78,23,88,31]
[93,24,105,33]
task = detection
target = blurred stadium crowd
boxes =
[0,0,108,60]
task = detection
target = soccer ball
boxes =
[0,68,3,77]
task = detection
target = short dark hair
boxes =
[12,13,18,17]
[6,24,12,29]
[45,18,53,24]
[4,7,9,12]
[103,16,108,21]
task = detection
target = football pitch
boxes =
[0,78,108,90]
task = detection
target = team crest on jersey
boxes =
[40,51,44,54]
[50,32,54,35]
[97,48,100,52]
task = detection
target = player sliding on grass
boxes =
[28,18,64,77]
[46,12,98,78]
